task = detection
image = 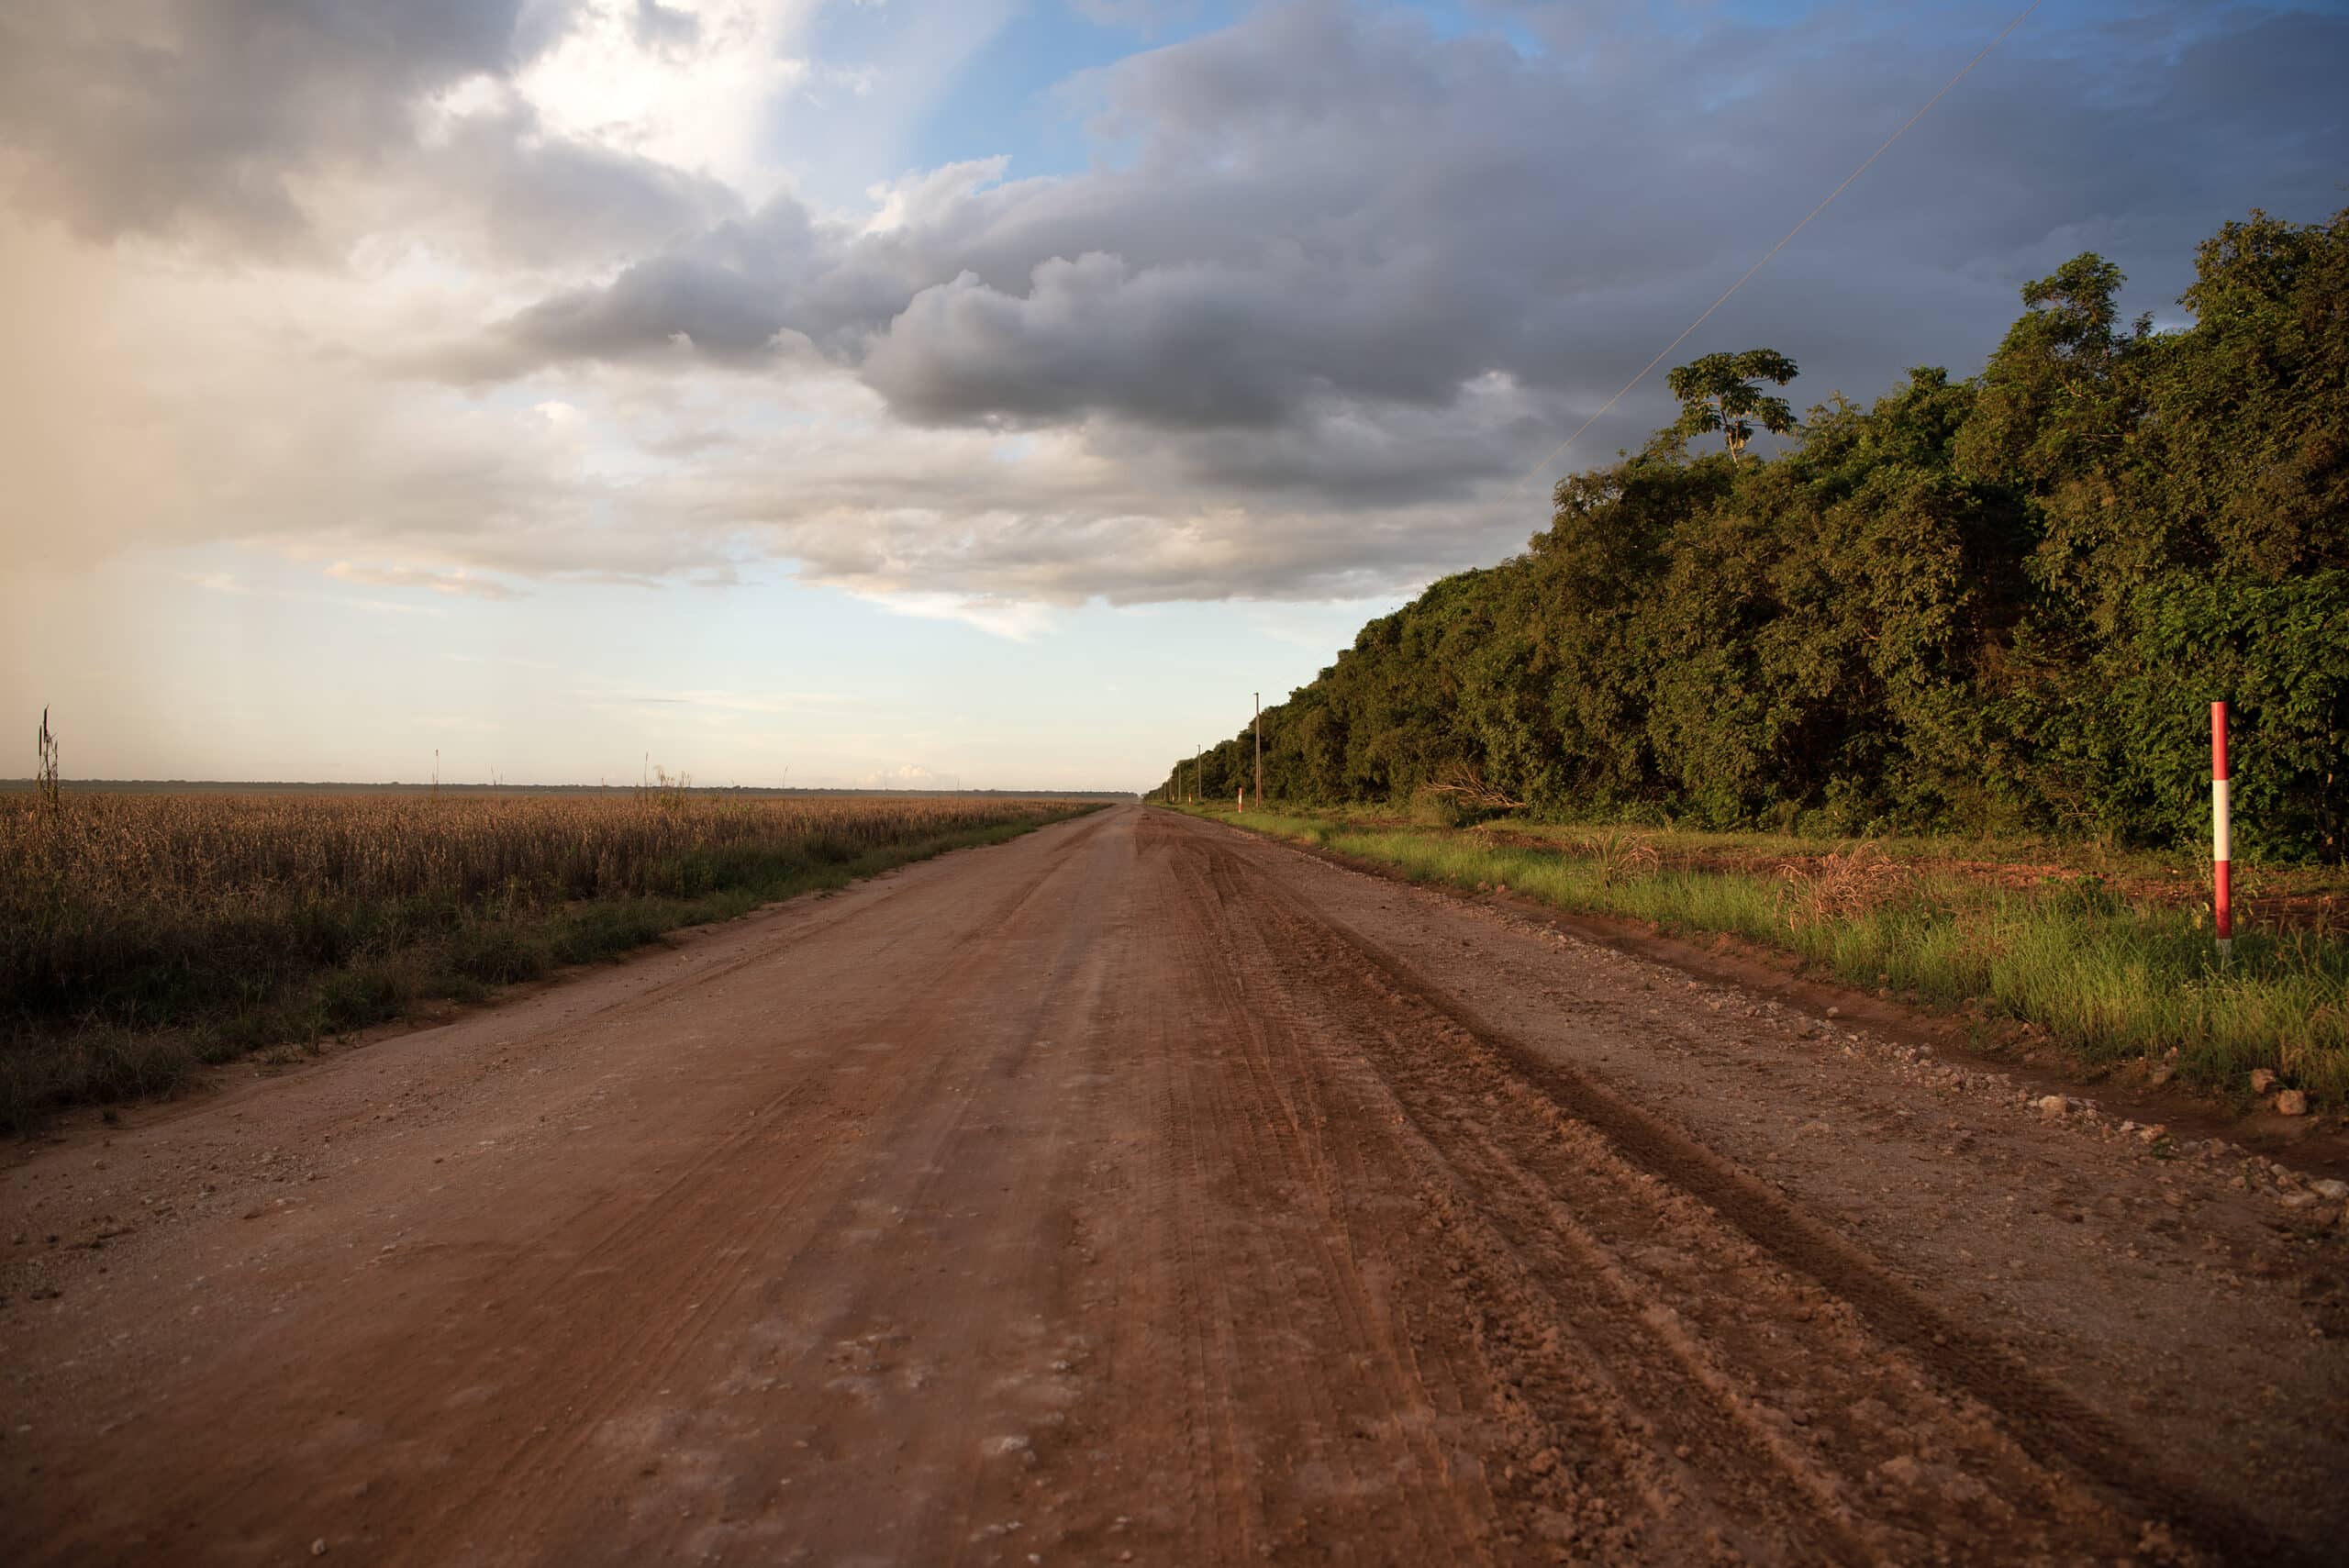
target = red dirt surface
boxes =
[4,806,2344,1565]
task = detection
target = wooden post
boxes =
[1254,692,1263,808]
[2212,701,2232,962]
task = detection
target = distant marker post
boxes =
[2212,702,2233,962]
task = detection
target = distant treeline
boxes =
[0,782,1137,802]
[1158,210,2347,862]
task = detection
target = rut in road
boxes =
[1149,819,2169,1568]
[5,804,2338,1566]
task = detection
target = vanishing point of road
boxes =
[4,806,2344,1565]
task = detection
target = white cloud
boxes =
[514,0,816,195]
[3,0,2342,640]
[861,156,1008,236]
[856,590,1060,641]
[325,562,529,600]
[861,762,955,789]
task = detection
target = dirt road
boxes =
[5,806,2344,1565]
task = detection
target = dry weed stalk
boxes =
[1424,762,1525,813]
[1777,844,1912,928]
[34,707,61,815]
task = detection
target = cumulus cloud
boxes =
[861,762,956,789]
[402,101,743,267]
[631,0,702,53]
[0,0,762,265]
[474,0,2349,450]
[0,0,576,248]
[3,0,2343,621]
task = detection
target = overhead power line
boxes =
[1518,0,2044,491]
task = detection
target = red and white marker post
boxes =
[2211,701,2233,962]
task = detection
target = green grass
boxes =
[0,809,1094,1135]
[1179,804,2349,1107]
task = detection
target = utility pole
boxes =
[1254,692,1263,809]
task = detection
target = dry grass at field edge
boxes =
[3,793,1101,1134]
[1172,802,2349,1118]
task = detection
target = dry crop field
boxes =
[0,789,1094,1130]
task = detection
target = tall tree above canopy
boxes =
[1666,349,1800,459]
[1954,253,2148,492]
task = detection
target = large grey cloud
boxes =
[0,1,583,246]
[476,0,2349,470]
[405,102,743,267]
[0,0,739,265]
[6,0,2345,617]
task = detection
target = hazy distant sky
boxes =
[2,1,2342,788]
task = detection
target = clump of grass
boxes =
[1776,844,1911,927]
[0,793,1097,1133]
[1576,827,1662,889]
[1174,802,2349,1106]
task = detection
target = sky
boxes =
[1,1,2342,791]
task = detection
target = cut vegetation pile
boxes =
[1,790,1094,1131]
[1179,804,2349,1108]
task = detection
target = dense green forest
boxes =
[1157,210,2348,862]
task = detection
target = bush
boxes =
[1157,209,2349,864]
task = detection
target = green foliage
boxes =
[1666,348,1800,459]
[1187,804,2349,1104]
[1161,210,2349,862]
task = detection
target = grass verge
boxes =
[1174,803,2349,1109]
[2,807,1097,1135]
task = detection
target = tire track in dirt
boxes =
[6,805,2337,1565]
[1174,828,1883,1564]
[1174,814,2302,1567]
[1170,897,1491,1562]
[566,806,1119,1036]
[8,811,1128,1565]
[1080,848,1489,1564]
[352,809,1132,1562]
